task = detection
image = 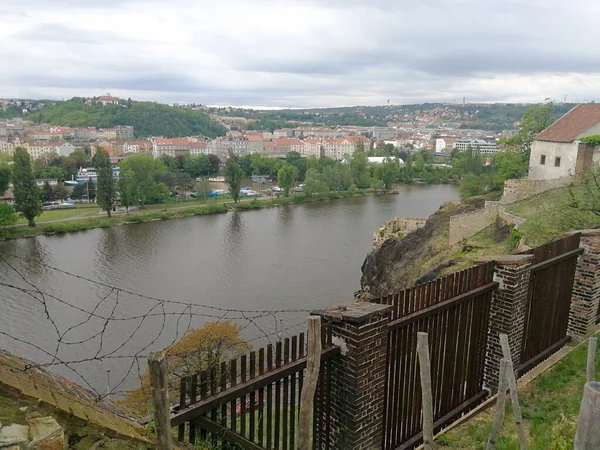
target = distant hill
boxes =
[210,102,580,132]
[26,98,227,138]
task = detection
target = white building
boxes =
[28,141,58,160]
[367,156,404,165]
[529,104,600,180]
[189,142,208,156]
[454,138,499,154]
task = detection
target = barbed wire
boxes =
[0,253,312,402]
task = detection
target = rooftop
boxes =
[536,104,600,143]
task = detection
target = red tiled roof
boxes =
[155,138,190,146]
[344,135,369,144]
[98,96,119,101]
[246,135,262,142]
[28,141,57,147]
[536,104,600,143]
[189,142,207,148]
[263,141,276,148]
[274,138,303,145]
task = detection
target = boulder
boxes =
[0,424,29,447]
[28,417,64,450]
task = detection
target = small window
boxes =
[540,154,546,165]
[555,157,561,167]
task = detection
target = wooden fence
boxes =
[518,233,582,375]
[170,324,339,449]
[374,263,498,450]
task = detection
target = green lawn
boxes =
[438,336,600,449]
[15,206,98,225]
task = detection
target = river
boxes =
[0,184,458,396]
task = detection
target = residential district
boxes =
[0,96,509,165]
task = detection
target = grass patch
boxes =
[14,206,98,225]
[505,184,600,247]
[439,336,600,449]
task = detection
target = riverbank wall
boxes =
[373,217,426,249]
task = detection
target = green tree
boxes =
[0,165,11,195]
[41,181,54,203]
[208,154,221,173]
[277,164,297,196]
[119,155,167,207]
[53,183,69,202]
[223,154,244,203]
[95,149,117,217]
[350,151,371,188]
[0,203,17,228]
[118,167,136,214]
[499,103,555,153]
[38,165,67,181]
[375,160,400,190]
[71,183,86,202]
[12,147,42,227]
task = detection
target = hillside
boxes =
[209,102,579,132]
[27,98,227,138]
[360,181,600,295]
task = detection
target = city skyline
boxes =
[1,0,600,108]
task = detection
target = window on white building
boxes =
[555,157,561,167]
[540,155,546,165]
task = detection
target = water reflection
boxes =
[0,185,459,394]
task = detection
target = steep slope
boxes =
[27,98,227,138]
[360,198,484,296]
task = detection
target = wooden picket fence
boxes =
[170,324,340,449]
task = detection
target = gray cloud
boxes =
[2,0,600,107]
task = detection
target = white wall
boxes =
[528,140,578,180]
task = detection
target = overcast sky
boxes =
[1,0,599,108]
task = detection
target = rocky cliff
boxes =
[360,198,484,296]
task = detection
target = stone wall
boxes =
[499,177,573,204]
[373,217,427,248]
[448,203,499,245]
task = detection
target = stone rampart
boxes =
[373,217,426,248]
[500,177,573,204]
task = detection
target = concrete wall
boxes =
[373,217,427,248]
[529,140,578,180]
[448,203,499,245]
[500,177,573,204]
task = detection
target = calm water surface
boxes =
[0,184,458,395]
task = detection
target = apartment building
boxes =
[246,135,263,154]
[115,125,135,139]
[28,141,58,160]
[0,137,28,156]
[152,138,191,158]
[454,138,499,154]
[190,142,208,156]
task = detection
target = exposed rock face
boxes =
[360,199,484,297]
[0,417,64,450]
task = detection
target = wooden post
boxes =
[499,334,527,450]
[298,316,322,450]
[586,337,597,383]
[487,359,510,450]
[148,351,173,450]
[417,332,434,450]
[574,381,600,449]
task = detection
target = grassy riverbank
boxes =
[0,190,369,240]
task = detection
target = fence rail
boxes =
[171,324,339,449]
[376,262,497,450]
